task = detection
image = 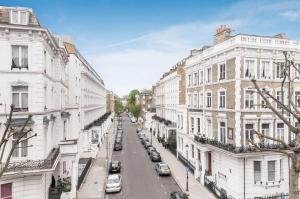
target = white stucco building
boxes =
[0,6,111,199]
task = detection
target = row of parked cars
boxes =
[137,128,189,199]
[137,129,171,176]
[106,118,123,194]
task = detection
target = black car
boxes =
[147,146,156,155]
[109,160,121,173]
[117,129,123,134]
[115,137,122,143]
[144,142,152,149]
[150,151,161,162]
[170,192,189,199]
[141,137,149,145]
[114,143,122,151]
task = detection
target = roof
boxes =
[64,42,76,54]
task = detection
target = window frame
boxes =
[244,89,255,109]
[218,62,226,81]
[11,45,29,69]
[206,91,212,108]
[267,160,276,182]
[260,60,272,79]
[244,58,257,79]
[219,90,226,109]
[12,85,29,112]
[10,9,29,25]
[253,161,261,183]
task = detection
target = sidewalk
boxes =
[144,129,216,199]
[77,121,116,199]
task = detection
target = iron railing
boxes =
[77,158,92,190]
[194,135,292,154]
[5,148,59,172]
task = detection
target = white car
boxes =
[130,117,136,123]
[105,174,122,193]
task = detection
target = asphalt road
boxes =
[106,115,181,199]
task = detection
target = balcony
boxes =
[4,148,60,173]
[194,135,291,154]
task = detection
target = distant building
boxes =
[106,91,115,113]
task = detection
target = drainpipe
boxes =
[244,158,246,199]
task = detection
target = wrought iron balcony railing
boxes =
[194,135,292,154]
[5,148,60,172]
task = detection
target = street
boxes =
[107,115,181,199]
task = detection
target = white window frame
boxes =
[218,89,226,109]
[11,45,29,68]
[276,122,284,141]
[219,120,226,144]
[244,89,256,109]
[260,59,272,79]
[206,91,212,108]
[276,62,285,79]
[244,58,257,79]
[254,161,261,183]
[218,62,226,81]
[206,67,212,83]
[267,160,276,182]
[10,9,29,25]
[12,85,29,111]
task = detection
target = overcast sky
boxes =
[2,0,300,96]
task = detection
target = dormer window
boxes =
[10,10,29,25]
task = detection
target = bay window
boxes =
[268,160,276,181]
[254,161,261,182]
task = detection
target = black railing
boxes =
[194,135,290,154]
[77,158,92,190]
[84,112,112,130]
[5,148,59,172]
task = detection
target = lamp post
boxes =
[106,132,109,170]
[185,144,189,192]
[150,121,153,145]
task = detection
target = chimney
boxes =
[214,25,232,45]
[273,33,288,39]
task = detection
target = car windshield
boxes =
[160,164,169,169]
[108,176,120,184]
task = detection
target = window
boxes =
[276,62,284,79]
[12,86,28,112]
[191,144,194,158]
[197,118,200,133]
[295,91,300,107]
[188,94,192,107]
[207,119,212,138]
[200,71,203,84]
[219,91,226,108]
[268,160,276,181]
[276,91,284,109]
[294,63,300,78]
[245,59,255,78]
[0,183,12,199]
[254,161,261,182]
[12,132,28,157]
[261,123,270,143]
[260,61,271,79]
[191,117,194,133]
[10,9,28,25]
[12,45,28,69]
[206,92,212,108]
[245,90,254,109]
[197,149,201,161]
[277,123,284,141]
[199,92,203,107]
[194,93,198,108]
[219,63,226,80]
[181,115,183,129]
[220,122,226,143]
[206,67,212,83]
[188,75,192,86]
[245,124,254,142]
[194,73,199,85]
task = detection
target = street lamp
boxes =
[185,144,189,192]
[106,132,109,170]
[150,121,153,145]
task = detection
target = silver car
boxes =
[155,162,171,176]
[105,174,122,193]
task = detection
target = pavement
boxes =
[143,129,216,199]
[107,115,181,199]
[77,120,116,199]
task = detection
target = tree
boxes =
[127,89,140,106]
[129,104,141,118]
[250,52,300,198]
[114,97,124,114]
[0,105,36,177]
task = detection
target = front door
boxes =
[207,152,212,175]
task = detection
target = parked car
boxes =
[155,162,171,176]
[109,160,121,173]
[117,129,123,134]
[136,127,142,133]
[147,146,156,155]
[144,141,152,149]
[141,137,149,145]
[137,133,145,139]
[130,117,136,123]
[116,133,122,139]
[115,137,122,143]
[113,143,122,151]
[150,151,161,162]
[170,191,189,199]
[117,125,122,130]
[105,174,122,193]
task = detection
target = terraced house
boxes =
[180,25,300,198]
[0,6,112,199]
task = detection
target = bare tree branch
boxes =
[251,129,290,149]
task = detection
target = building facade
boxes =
[0,6,111,199]
[180,26,300,198]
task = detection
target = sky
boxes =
[1,0,300,96]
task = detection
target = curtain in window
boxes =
[11,10,18,24]
[12,93,19,108]
[21,46,28,67]
[254,161,261,182]
[21,93,28,108]
[12,46,19,67]
[268,161,276,181]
